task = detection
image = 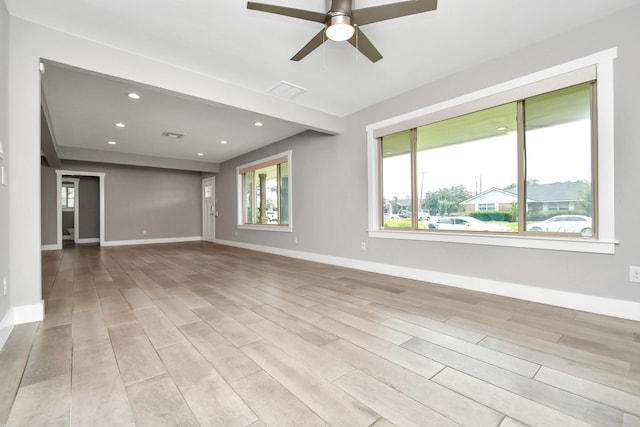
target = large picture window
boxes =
[381,82,594,237]
[367,49,616,254]
[237,151,291,230]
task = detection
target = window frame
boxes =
[366,48,617,254]
[236,150,293,232]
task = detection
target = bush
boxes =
[469,211,512,222]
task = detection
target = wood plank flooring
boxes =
[1,241,640,426]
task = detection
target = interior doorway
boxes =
[202,177,215,242]
[55,170,105,249]
[60,178,79,243]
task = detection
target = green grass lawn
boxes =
[384,219,519,231]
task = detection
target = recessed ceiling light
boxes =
[127,92,141,100]
[254,121,263,127]
[220,140,228,144]
[115,122,126,128]
[107,140,117,145]
[197,152,204,156]
[497,126,507,131]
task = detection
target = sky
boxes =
[382,120,592,199]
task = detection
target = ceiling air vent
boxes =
[267,81,307,99]
[162,131,184,139]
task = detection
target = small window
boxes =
[237,151,291,230]
[546,202,571,211]
[204,185,212,199]
[61,183,75,209]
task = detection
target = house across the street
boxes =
[460,181,590,214]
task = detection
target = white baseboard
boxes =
[102,236,203,247]
[215,239,640,322]
[13,302,44,324]
[0,302,44,349]
[41,244,60,251]
[0,308,13,350]
[76,238,100,244]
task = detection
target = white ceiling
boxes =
[6,0,640,167]
[40,62,310,165]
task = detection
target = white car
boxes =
[418,212,431,221]
[266,211,278,222]
[526,215,592,234]
[433,216,511,232]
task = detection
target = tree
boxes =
[509,202,518,222]
[576,180,592,214]
[439,200,448,216]
[421,192,439,214]
[422,185,472,215]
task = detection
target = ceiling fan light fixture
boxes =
[325,15,354,42]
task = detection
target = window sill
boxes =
[237,224,292,233]
[368,229,616,254]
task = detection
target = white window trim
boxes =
[236,150,293,233]
[366,48,617,254]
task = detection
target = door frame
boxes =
[202,177,215,242]
[55,170,105,249]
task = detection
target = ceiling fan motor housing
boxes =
[330,0,353,15]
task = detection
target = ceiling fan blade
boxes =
[347,28,383,62]
[247,2,326,23]
[291,29,327,61]
[352,0,437,26]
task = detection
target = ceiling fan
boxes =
[247,0,438,62]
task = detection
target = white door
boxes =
[202,177,215,242]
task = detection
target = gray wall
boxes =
[42,160,202,246]
[41,168,101,243]
[57,161,202,242]
[62,211,74,236]
[40,161,57,245]
[215,5,640,305]
[0,1,10,331]
[78,176,99,239]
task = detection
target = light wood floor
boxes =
[1,242,639,426]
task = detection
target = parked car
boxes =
[418,211,430,221]
[526,214,592,233]
[432,216,511,232]
[266,211,278,222]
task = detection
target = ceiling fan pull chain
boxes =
[355,27,359,63]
